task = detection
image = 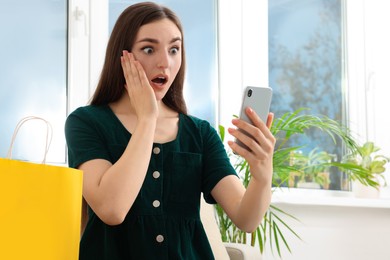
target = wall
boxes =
[263,189,390,260]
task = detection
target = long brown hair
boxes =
[90,2,187,114]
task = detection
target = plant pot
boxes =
[352,180,380,199]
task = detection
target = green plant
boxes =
[338,141,390,187]
[289,148,336,189]
[217,125,301,257]
[215,108,374,258]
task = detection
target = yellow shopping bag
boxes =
[0,117,83,260]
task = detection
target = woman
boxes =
[65,2,275,259]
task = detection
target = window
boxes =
[268,0,346,190]
[0,0,68,163]
[3,0,384,189]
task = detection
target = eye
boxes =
[169,46,180,55]
[141,47,154,55]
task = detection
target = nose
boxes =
[157,51,169,69]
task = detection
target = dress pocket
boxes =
[169,152,202,203]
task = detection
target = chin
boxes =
[152,85,171,100]
[153,90,168,102]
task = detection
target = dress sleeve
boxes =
[200,121,238,204]
[65,108,111,169]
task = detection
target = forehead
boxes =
[135,18,182,40]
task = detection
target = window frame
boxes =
[68,0,389,196]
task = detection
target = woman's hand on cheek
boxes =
[227,108,276,183]
[121,50,158,121]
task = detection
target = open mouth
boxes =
[151,76,168,85]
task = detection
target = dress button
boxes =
[156,235,164,243]
[152,171,160,179]
[152,200,160,208]
[153,147,161,154]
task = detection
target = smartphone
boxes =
[235,86,273,151]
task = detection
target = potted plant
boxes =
[289,148,335,189]
[338,141,390,197]
[216,108,377,258]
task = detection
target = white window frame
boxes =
[217,0,268,138]
[68,0,108,114]
[345,0,390,189]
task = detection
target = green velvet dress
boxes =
[65,105,237,260]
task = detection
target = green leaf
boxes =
[272,220,281,257]
[218,125,225,142]
[274,221,291,255]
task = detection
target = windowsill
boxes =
[271,187,390,209]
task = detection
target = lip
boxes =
[150,73,169,89]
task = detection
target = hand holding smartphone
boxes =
[234,86,273,151]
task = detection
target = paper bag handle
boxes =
[6,116,53,164]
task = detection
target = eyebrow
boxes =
[136,37,182,44]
